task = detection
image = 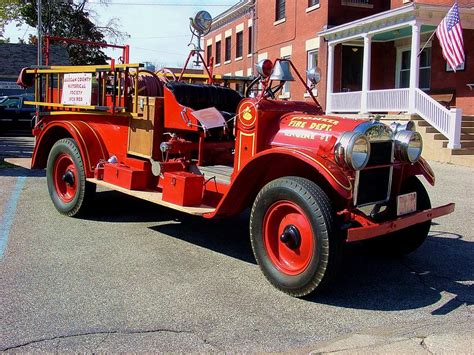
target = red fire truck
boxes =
[14,30,454,297]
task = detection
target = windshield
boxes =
[0,97,20,108]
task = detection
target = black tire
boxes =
[46,138,96,217]
[250,176,341,297]
[370,177,432,255]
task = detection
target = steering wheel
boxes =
[156,68,178,83]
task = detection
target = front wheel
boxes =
[250,177,341,297]
[369,177,432,255]
[46,138,96,217]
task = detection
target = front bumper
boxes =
[346,203,455,242]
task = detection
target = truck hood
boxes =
[270,113,369,156]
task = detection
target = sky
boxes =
[4,0,237,67]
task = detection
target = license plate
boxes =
[397,192,417,216]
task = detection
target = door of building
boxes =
[341,45,363,92]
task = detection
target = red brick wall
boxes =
[255,0,329,104]
[205,16,255,80]
[371,41,397,90]
[328,1,390,26]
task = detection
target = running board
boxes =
[4,157,32,169]
[87,178,216,216]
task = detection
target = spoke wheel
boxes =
[250,177,341,297]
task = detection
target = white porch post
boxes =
[448,108,462,149]
[360,34,372,114]
[326,43,335,113]
[408,21,421,114]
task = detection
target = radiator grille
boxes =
[367,141,393,166]
[354,167,392,206]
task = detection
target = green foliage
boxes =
[0,0,22,37]
[0,1,125,65]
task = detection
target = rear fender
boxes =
[208,148,353,218]
[32,120,107,177]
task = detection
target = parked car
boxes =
[0,94,35,131]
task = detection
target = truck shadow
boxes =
[308,231,473,313]
[87,191,472,313]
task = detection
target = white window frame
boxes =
[305,49,319,97]
[395,43,432,91]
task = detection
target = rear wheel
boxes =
[46,138,96,217]
[370,177,432,255]
[250,177,341,297]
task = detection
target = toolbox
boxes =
[103,163,148,190]
[162,171,204,206]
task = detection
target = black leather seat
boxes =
[165,82,242,114]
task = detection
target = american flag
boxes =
[436,2,465,72]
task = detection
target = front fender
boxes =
[404,157,436,186]
[207,148,353,218]
[32,120,107,177]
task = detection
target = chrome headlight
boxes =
[335,132,370,170]
[394,130,423,163]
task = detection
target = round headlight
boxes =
[335,132,370,170]
[394,130,423,163]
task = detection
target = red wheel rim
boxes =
[263,201,314,275]
[53,153,77,203]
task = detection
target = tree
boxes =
[0,0,22,37]
[0,0,127,65]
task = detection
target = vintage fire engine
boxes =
[14,14,454,297]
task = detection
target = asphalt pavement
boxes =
[0,134,473,352]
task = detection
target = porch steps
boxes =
[380,115,474,168]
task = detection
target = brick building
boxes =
[204,0,473,122]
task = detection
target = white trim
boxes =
[257,52,268,61]
[247,53,253,58]
[306,4,320,13]
[280,45,292,58]
[248,18,253,27]
[215,34,222,42]
[235,70,244,76]
[304,89,318,98]
[236,23,244,33]
[274,18,286,26]
[305,37,320,51]
[395,41,432,90]
[224,60,231,65]
[235,56,243,62]
[225,29,232,38]
[327,21,417,45]
[247,67,252,76]
[206,38,213,46]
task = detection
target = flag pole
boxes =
[418,30,437,57]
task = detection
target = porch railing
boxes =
[414,88,461,149]
[327,88,462,149]
[367,88,409,112]
[330,91,361,112]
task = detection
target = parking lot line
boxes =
[0,176,26,259]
